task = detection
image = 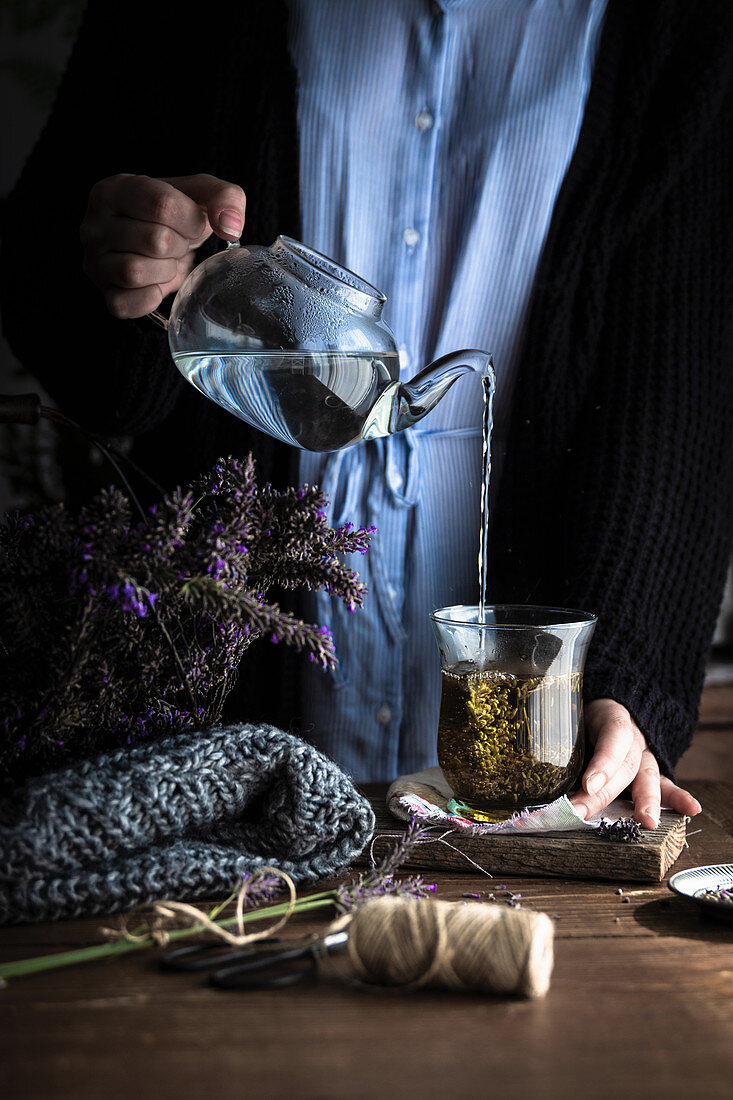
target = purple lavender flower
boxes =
[120,582,148,617]
[334,817,438,913]
[0,452,371,777]
[597,818,643,844]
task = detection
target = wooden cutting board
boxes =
[356,788,688,883]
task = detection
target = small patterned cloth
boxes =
[388,767,633,835]
[0,724,375,925]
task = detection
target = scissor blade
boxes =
[159,938,283,973]
[208,944,318,990]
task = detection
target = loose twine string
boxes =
[367,827,496,877]
[100,866,298,949]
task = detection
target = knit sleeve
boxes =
[491,1,733,778]
[569,173,733,778]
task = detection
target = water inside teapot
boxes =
[175,350,400,451]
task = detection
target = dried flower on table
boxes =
[334,816,439,913]
[597,818,643,844]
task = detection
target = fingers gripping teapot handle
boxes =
[148,238,239,332]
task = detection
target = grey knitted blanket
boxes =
[0,724,375,925]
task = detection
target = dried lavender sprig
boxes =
[597,817,643,844]
[333,816,439,913]
[0,453,373,777]
[367,815,437,877]
[335,874,437,913]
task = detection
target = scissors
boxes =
[159,928,350,990]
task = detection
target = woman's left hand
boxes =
[569,698,702,827]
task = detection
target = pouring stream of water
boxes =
[478,361,495,625]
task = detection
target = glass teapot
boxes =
[152,236,493,452]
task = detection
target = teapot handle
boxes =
[148,309,169,331]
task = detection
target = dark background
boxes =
[1,0,731,663]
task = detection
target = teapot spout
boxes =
[363,349,494,439]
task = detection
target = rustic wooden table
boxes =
[2,687,733,1100]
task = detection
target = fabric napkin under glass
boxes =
[387,766,638,835]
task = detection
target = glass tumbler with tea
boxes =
[430,605,597,822]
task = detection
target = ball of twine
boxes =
[339,895,554,998]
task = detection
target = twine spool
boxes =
[333,895,554,998]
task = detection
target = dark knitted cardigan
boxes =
[2,0,732,778]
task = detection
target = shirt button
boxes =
[403,227,420,247]
[415,109,434,131]
[376,704,392,725]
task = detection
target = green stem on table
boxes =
[0,891,338,982]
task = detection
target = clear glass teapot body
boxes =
[163,236,492,452]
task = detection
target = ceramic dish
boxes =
[668,863,733,922]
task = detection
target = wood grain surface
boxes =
[359,792,688,882]
[2,687,733,1100]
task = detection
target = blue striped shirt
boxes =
[288,0,607,780]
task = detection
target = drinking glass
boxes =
[430,605,597,821]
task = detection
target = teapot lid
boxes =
[168,236,396,357]
[273,236,386,315]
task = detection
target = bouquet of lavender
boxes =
[0,453,372,779]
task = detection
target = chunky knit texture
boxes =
[0,724,375,925]
[2,0,732,777]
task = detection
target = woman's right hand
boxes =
[80,173,246,319]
